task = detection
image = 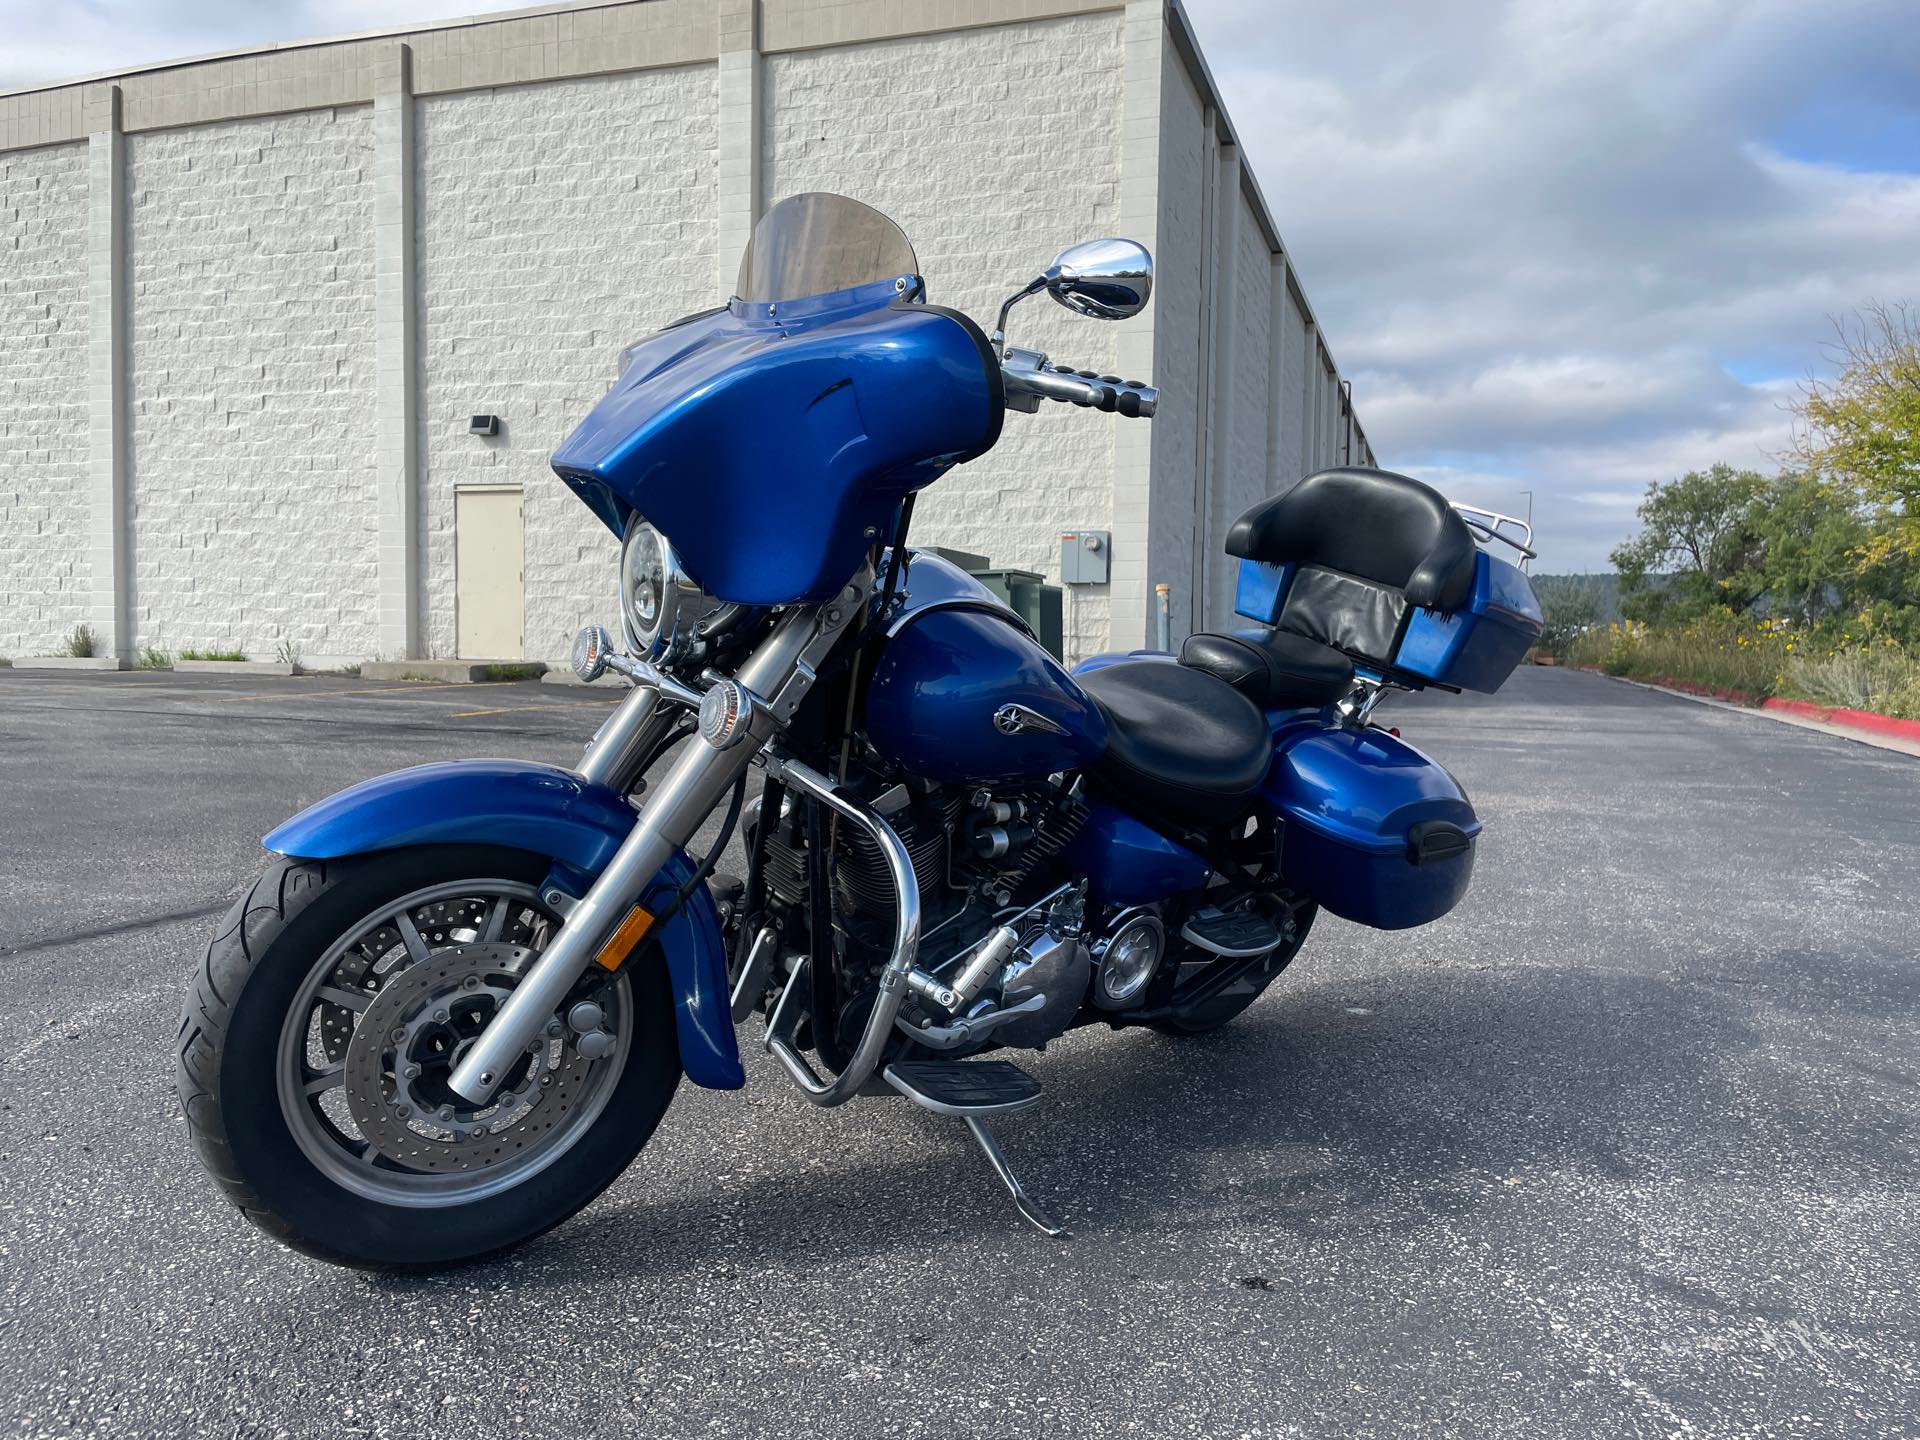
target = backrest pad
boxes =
[1225,467,1478,613]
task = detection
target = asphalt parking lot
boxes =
[1,664,1915,1438]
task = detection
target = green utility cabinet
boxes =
[925,546,991,572]
[915,548,1065,659]
[973,568,1065,661]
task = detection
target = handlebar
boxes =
[1001,347,1157,419]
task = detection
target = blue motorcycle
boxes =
[177,193,1542,1267]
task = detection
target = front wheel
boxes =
[176,844,682,1270]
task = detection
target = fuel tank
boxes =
[864,554,1107,782]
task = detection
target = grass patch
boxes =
[481,663,542,682]
[135,645,172,670]
[1787,647,1920,719]
[178,647,248,663]
[58,624,98,659]
[1569,613,1920,717]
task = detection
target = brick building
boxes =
[0,0,1373,670]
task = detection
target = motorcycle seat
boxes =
[1179,627,1354,708]
[1076,660,1272,830]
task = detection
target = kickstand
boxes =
[963,1116,1069,1238]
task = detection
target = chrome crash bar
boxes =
[759,754,925,1107]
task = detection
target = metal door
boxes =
[455,487,524,658]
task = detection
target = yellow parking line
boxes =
[447,701,620,718]
[192,680,543,705]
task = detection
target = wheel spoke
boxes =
[317,985,372,1013]
[394,909,431,965]
[481,896,512,943]
[302,1065,345,1096]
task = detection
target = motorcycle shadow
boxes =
[371,945,1899,1286]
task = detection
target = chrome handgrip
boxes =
[1001,346,1157,418]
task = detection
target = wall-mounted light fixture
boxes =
[469,414,501,437]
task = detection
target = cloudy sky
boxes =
[6,1,1917,570]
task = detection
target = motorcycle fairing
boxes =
[262,759,744,1090]
[551,280,1004,607]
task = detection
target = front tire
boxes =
[176,845,682,1270]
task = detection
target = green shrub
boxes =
[179,647,247,663]
[135,645,171,670]
[58,624,98,658]
[1566,612,1794,698]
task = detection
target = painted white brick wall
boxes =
[415,67,717,663]
[0,143,90,658]
[1147,52,1206,644]
[126,108,379,663]
[763,13,1124,662]
[1277,284,1307,489]
[1211,198,1271,628]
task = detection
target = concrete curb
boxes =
[361,659,548,684]
[1585,670,1920,760]
[538,670,627,688]
[10,656,129,671]
[1761,695,1920,745]
[173,659,296,675]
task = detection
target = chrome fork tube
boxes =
[577,684,670,792]
[447,609,820,1103]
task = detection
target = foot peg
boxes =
[1180,905,1283,958]
[883,1059,1041,1114]
[884,1060,1067,1237]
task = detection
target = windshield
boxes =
[735,192,918,304]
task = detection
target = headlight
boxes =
[619,517,721,661]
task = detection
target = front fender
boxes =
[264,759,744,1090]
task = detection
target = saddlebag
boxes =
[1263,725,1479,930]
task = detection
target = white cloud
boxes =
[1187,0,1920,570]
[6,1,1915,572]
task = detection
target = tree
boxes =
[1747,473,1866,625]
[1534,579,1601,657]
[1792,303,1920,566]
[1611,464,1769,621]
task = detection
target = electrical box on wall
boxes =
[1059,529,1110,585]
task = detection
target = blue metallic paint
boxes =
[1233,560,1296,623]
[1262,726,1479,929]
[263,759,745,1090]
[866,607,1108,782]
[1062,801,1209,908]
[551,282,1002,606]
[873,548,1034,638]
[1396,551,1544,693]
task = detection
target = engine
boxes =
[746,752,1093,1050]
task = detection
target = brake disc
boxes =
[343,943,601,1175]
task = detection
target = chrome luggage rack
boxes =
[1450,502,1537,569]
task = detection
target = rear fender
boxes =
[263,759,743,1089]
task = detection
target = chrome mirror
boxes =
[992,237,1153,355]
[1043,238,1152,320]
